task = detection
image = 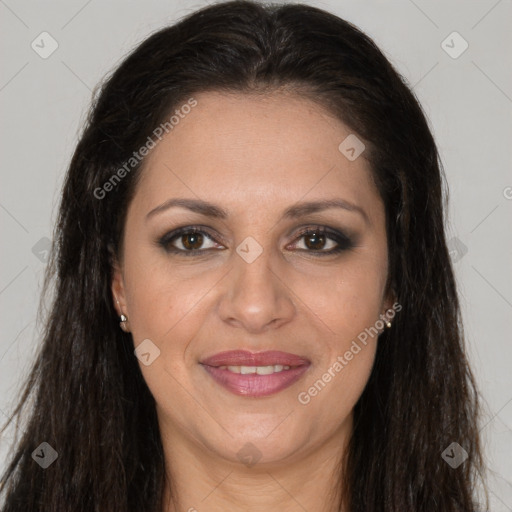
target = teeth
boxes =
[255,366,274,375]
[217,365,292,374]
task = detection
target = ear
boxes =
[383,290,395,313]
[381,281,398,318]
[381,268,397,311]
[111,256,128,318]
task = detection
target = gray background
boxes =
[0,0,511,509]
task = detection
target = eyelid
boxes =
[157,223,354,255]
[286,225,354,252]
[291,224,351,241]
[158,224,226,251]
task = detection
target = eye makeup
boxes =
[156,224,356,257]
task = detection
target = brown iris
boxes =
[181,232,204,250]
[304,231,326,250]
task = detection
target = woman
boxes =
[0,1,488,510]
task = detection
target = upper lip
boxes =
[201,350,310,368]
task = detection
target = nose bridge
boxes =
[218,238,295,331]
[235,242,276,298]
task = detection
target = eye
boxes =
[288,226,353,255]
[158,226,224,255]
[158,225,353,256]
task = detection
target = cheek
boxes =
[296,280,381,431]
[292,253,386,415]
[120,225,217,341]
[124,262,216,344]
[291,254,388,339]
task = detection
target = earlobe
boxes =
[112,265,131,333]
[111,261,128,316]
[383,280,397,309]
[381,288,399,329]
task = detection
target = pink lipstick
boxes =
[200,350,311,397]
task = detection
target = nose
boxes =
[217,245,296,334]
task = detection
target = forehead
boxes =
[133,90,382,219]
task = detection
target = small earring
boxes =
[385,320,392,328]
[119,314,129,332]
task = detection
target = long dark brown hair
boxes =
[0,1,488,510]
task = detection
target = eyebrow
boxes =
[146,197,369,224]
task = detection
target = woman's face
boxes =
[113,91,392,467]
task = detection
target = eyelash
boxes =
[157,225,354,257]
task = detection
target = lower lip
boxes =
[201,364,310,397]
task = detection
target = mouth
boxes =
[200,350,311,397]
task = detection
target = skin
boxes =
[112,90,393,511]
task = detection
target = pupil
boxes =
[183,233,203,250]
[305,232,325,250]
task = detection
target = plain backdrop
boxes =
[0,0,511,509]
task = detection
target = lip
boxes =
[201,350,310,367]
[200,350,311,397]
